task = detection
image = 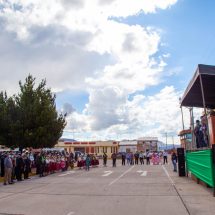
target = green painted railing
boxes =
[186,149,215,187]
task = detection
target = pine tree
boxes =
[0,92,21,148]
[1,75,66,149]
[0,92,8,146]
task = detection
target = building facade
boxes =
[118,140,138,153]
[55,140,118,158]
[137,137,158,152]
[119,137,158,153]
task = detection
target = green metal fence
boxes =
[186,149,215,187]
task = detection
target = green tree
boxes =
[1,75,66,149]
[0,92,21,148]
[0,92,8,146]
[16,75,66,148]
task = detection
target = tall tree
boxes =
[1,75,66,149]
[0,92,8,146]
[17,75,66,148]
[0,92,21,148]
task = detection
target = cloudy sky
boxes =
[1,0,215,144]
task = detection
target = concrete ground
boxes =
[0,160,214,215]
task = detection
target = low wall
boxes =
[186,149,215,187]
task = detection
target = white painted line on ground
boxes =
[137,170,147,176]
[162,163,191,215]
[102,170,113,177]
[162,165,175,185]
[59,171,75,177]
[141,171,147,176]
[109,166,134,186]
[67,211,75,215]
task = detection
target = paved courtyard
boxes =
[0,160,214,215]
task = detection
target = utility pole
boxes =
[165,132,168,150]
[172,136,175,149]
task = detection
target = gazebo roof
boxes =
[181,64,215,108]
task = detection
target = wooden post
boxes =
[199,74,211,148]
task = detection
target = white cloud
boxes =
[86,87,127,130]
[0,0,177,39]
[123,86,183,138]
[0,0,179,140]
[64,86,185,142]
[61,103,76,116]
[65,112,91,133]
[86,59,164,94]
[0,0,177,92]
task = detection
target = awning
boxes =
[181,64,215,108]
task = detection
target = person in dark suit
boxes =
[0,153,6,178]
[23,153,31,179]
[121,153,126,166]
[134,152,139,165]
[111,153,117,167]
[103,152,107,167]
[15,154,24,181]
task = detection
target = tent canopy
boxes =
[181,64,215,108]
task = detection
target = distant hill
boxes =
[158,144,181,150]
[157,141,180,150]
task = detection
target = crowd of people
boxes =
[0,149,75,185]
[0,149,103,185]
[109,151,169,167]
[194,114,208,148]
[110,150,178,172]
[0,149,178,185]
[76,154,99,170]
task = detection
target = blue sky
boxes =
[55,0,215,110]
[0,0,215,143]
[124,0,215,94]
[56,90,89,114]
